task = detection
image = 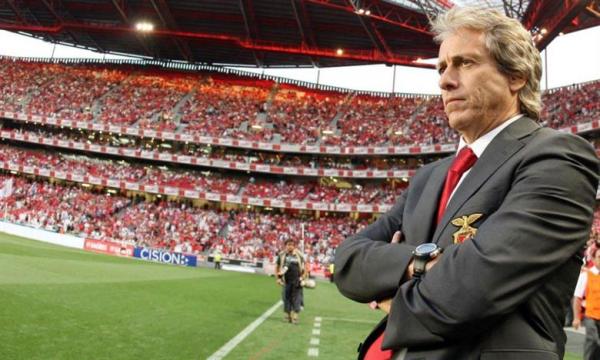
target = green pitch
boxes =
[0,233,583,359]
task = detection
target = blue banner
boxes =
[133,247,197,267]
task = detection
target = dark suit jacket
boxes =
[335,117,599,360]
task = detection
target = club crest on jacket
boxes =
[451,213,483,243]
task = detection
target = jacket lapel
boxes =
[432,117,541,244]
[408,158,452,245]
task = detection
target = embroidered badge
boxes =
[451,213,483,243]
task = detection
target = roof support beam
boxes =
[291,0,319,66]
[522,0,547,29]
[40,0,105,52]
[0,21,434,68]
[501,0,528,19]
[6,0,27,24]
[402,0,449,23]
[239,0,263,67]
[306,0,432,35]
[534,0,590,50]
[149,0,194,62]
[354,6,393,57]
[110,0,154,58]
[7,0,58,43]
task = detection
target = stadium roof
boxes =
[0,0,598,68]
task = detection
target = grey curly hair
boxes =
[431,7,542,120]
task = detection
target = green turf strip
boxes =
[0,233,584,359]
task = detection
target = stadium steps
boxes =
[265,82,280,110]
[20,74,60,109]
[398,97,430,140]
[330,91,356,129]
[314,91,356,143]
[172,88,196,123]
[217,218,231,238]
[111,198,135,219]
[161,88,196,131]
[229,82,275,136]
[263,82,280,123]
[90,73,136,121]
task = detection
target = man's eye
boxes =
[437,67,446,75]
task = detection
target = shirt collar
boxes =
[457,114,524,157]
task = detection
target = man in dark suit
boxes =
[334,6,599,360]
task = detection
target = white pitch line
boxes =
[310,338,320,346]
[312,329,321,336]
[314,322,321,328]
[320,317,375,324]
[206,300,282,360]
[315,316,322,322]
[308,347,319,357]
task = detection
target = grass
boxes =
[0,233,584,359]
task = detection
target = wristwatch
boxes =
[412,243,443,280]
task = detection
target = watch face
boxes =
[415,243,438,256]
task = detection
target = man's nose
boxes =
[439,67,458,91]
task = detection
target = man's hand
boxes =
[366,232,404,314]
[377,298,393,314]
[406,255,443,279]
[391,231,402,244]
[572,318,581,330]
[276,278,284,286]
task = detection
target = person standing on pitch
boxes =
[276,239,306,324]
[573,248,600,360]
[213,250,222,270]
[334,6,599,360]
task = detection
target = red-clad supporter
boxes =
[98,72,196,130]
[332,95,420,146]
[584,207,600,267]
[0,173,373,268]
[408,97,459,145]
[179,77,271,140]
[1,123,427,171]
[268,86,345,144]
[0,144,403,205]
[0,145,241,195]
[1,60,599,147]
[97,200,228,252]
[213,210,369,263]
[27,66,129,121]
[541,81,600,129]
[0,175,130,234]
[0,59,64,113]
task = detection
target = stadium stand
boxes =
[1,58,599,147]
[0,143,405,206]
[0,173,368,267]
[1,57,599,268]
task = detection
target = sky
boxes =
[1,24,599,95]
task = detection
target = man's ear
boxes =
[509,74,527,93]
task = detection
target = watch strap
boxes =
[413,257,428,279]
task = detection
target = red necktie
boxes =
[364,331,392,360]
[436,146,477,224]
[364,148,477,360]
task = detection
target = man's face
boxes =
[286,242,295,253]
[594,251,600,269]
[437,29,521,143]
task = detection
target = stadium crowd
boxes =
[0,123,430,171]
[1,57,599,271]
[0,144,405,205]
[1,58,599,147]
[0,174,367,266]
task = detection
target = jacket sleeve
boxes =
[334,189,417,302]
[383,134,599,348]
